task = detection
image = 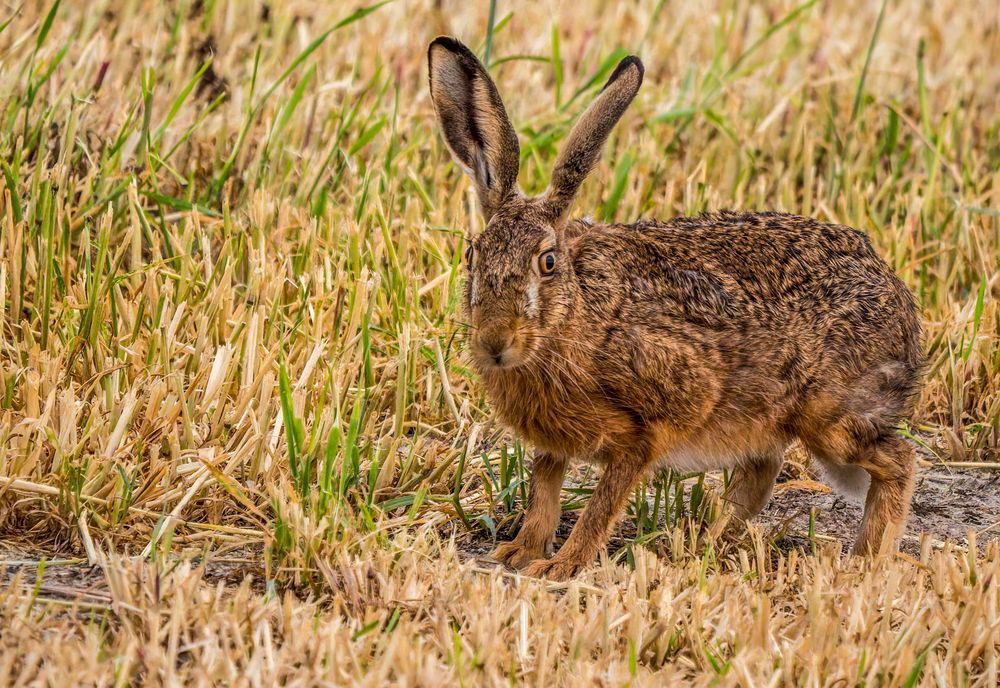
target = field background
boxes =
[1,0,998,684]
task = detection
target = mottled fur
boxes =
[428,37,923,580]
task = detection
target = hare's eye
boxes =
[538,250,556,276]
[464,243,474,264]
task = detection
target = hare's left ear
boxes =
[428,36,520,221]
[544,56,643,219]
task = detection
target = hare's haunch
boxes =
[428,37,923,580]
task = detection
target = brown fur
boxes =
[428,38,923,579]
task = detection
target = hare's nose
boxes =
[480,331,514,364]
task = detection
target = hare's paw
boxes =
[520,556,585,581]
[490,541,545,570]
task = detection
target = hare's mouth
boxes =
[470,334,530,372]
[473,346,527,371]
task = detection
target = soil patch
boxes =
[3,466,998,597]
[760,463,1000,554]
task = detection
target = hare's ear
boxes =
[545,56,643,219]
[428,36,520,221]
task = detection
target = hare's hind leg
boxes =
[852,437,915,555]
[491,453,567,569]
[802,419,915,556]
[724,451,785,520]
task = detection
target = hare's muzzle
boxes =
[472,326,518,369]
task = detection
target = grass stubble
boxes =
[0,0,998,684]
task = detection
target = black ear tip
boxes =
[602,54,645,91]
[429,36,472,59]
[622,55,645,80]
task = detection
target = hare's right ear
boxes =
[428,36,520,221]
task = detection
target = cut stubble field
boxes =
[0,0,998,685]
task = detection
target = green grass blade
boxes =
[851,0,888,123]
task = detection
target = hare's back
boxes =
[637,211,896,296]
[578,210,921,366]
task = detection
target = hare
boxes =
[427,36,923,580]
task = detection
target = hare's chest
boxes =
[485,373,635,458]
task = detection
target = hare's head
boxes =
[428,36,643,371]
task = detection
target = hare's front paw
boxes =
[520,556,585,581]
[491,541,545,570]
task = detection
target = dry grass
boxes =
[0,0,998,684]
[3,536,999,685]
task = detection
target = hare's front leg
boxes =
[491,453,567,569]
[522,453,650,581]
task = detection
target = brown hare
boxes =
[427,36,923,580]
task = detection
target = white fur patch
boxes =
[658,423,786,474]
[525,277,539,317]
[816,462,871,503]
[662,445,742,473]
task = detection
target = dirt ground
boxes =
[456,461,1000,562]
[761,463,1000,555]
[2,464,997,599]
